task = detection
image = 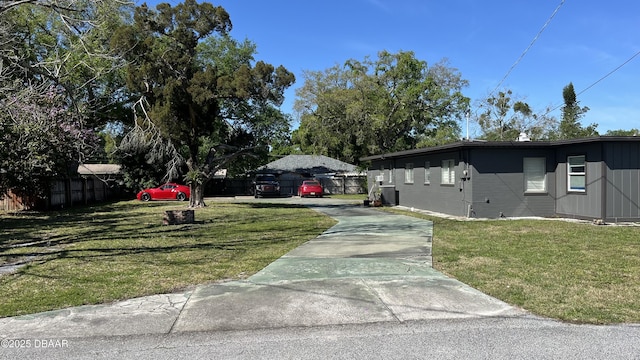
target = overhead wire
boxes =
[489,0,566,97]
[541,49,640,117]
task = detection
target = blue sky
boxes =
[143,1,640,136]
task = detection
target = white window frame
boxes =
[424,161,431,185]
[568,155,586,192]
[379,165,392,184]
[523,157,546,193]
[441,159,455,185]
[404,163,414,184]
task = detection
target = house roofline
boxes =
[360,136,640,161]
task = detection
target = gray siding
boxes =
[555,144,604,219]
[469,149,556,218]
[604,142,640,221]
[369,152,469,217]
[365,138,640,220]
[366,160,396,195]
[394,152,469,217]
[369,148,557,218]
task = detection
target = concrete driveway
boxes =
[0,197,526,338]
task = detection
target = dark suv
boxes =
[254,174,280,198]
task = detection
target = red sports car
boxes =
[137,183,190,201]
[298,180,324,198]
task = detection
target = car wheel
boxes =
[176,192,187,201]
[141,193,151,201]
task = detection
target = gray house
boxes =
[361,137,640,222]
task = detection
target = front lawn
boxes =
[0,201,336,317]
[386,208,640,324]
[3,200,639,324]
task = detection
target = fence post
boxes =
[83,177,88,205]
[65,178,71,208]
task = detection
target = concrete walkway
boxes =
[0,199,526,338]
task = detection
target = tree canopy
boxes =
[605,129,640,136]
[476,89,556,141]
[110,0,294,206]
[5,1,635,207]
[293,51,469,165]
[0,0,130,198]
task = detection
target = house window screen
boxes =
[441,159,455,185]
[524,157,546,193]
[405,163,414,184]
[568,155,586,192]
[424,161,431,185]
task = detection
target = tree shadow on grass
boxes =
[0,199,334,282]
[0,201,204,266]
[243,203,307,210]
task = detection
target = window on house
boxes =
[441,159,455,185]
[568,155,586,192]
[424,161,431,185]
[523,157,546,193]
[405,163,414,184]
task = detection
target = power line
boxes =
[490,0,565,96]
[576,50,640,97]
[542,49,640,116]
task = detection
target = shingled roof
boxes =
[77,164,122,175]
[257,155,361,175]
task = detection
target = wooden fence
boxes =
[3,175,366,211]
[1,177,125,211]
[0,190,31,212]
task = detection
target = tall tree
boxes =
[476,90,554,141]
[558,82,598,139]
[0,86,97,198]
[293,51,469,164]
[477,90,518,141]
[0,0,130,199]
[111,0,294,207]
[1,0,132,130]
[198,35,293,175]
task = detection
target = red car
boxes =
[137,183,190,201]
[298,180,324,198]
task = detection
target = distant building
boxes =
[77,164,123,183]
[256,155,366,195]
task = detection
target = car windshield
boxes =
[304,181,320,186]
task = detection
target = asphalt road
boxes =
[2,318,639,359]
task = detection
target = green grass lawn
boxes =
[385,208,640,324]
[2,201,639,324]
[0,200,336,318]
